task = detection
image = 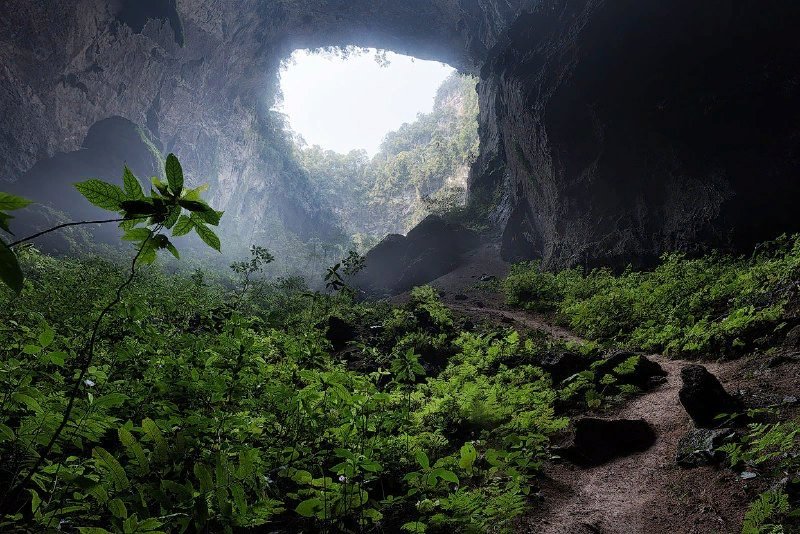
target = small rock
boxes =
[740,471,758,480]
[479,274,497,283]
[325,316,356,352]
[539,351,591,383]
[679,365,743,428]
[784,325,800,348]
[676,428,735,468]
[559,417,656,467]
[783,396,798,405]
[593,351,667,389]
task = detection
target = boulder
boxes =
[353,215,479,296]
[784,325,800,349]
[593,352,667,389]
[325,316,356,352]
[679,365,743,428]
[539,351,591,384]
[676,428,736,468]
[559,418,656,467]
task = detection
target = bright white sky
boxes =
[277,49,455,155]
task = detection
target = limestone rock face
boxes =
[476,0,800,267]
[2,0,799,266]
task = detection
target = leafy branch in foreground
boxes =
[0,154,223,504]
[0,153,224,294]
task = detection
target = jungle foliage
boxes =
[297,73,480,243]
[502,239,800,357]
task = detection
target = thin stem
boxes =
[4,230,155,499]
[9,217,144,247]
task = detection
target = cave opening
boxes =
[275,47,481,251]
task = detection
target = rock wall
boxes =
[477,0,800,267]
[2,0,799,267]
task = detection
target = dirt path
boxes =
[425,245,756,532]
[527,355,749,534]
[444,300,751,532]
[450,304,584,344]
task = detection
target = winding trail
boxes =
[420,244,753,532]
[447,302,749,533]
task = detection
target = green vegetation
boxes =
[502,239,800,357]
[298,73,480,242]
[0,249,577,531]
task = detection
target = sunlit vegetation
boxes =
[0,242,582,531]
[297,73,480,241]
[502,238,800,357]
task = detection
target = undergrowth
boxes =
[502,235,800,357]
[0,253,571,532]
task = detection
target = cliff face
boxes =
[476,0,800,267]
[1,0,799,267]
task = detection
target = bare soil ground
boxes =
[406,243,800,533]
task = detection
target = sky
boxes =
[276,49,455,155]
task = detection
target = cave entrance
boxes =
[275,47,480,250]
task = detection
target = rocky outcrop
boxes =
[593,352,667,390]
[3,0,800,267]
[353,215,479,295]
[676,428,735,468]
[476,0,800,268]
[679,365,743,428]
[559,417,656,467]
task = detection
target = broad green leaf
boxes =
[295,497,323,518]
[163,205,181,229]
[75,180,126,211]
[197,209,222,226]
[165,153,184,194]
[194,463,213,493]
[171,216,193,237]
[49,351,67,366]
[0,192,32,211]
[12,392,42,413]
[231,483,247,514]
[123,166,145,199]
[193,222,221,252]
[118,427,149,474]
[429,467,458,485]
[0,238,23,294]
[78,528,112,534]
[177,199,207,212]
[38,326,55,348]
[0,423,15,442]
[151,177,170,197]
[94,393,128,409]
[165,242,180,259]
[108,498,128,519]
[92,447,130,491]
[415,451,430,470]
[141,418,169,463]
[458,443,477,474]
[182,183,209,201]
[123,228,152,242]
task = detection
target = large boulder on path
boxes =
[539,351,593,384]
[676,428,736,468]
[679,365,743,428]
[353,215,479,296]
[593,352,667,389]
[559,418,656,467]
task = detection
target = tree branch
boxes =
[8,217,144,247]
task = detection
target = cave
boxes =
[2,0,800,269]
